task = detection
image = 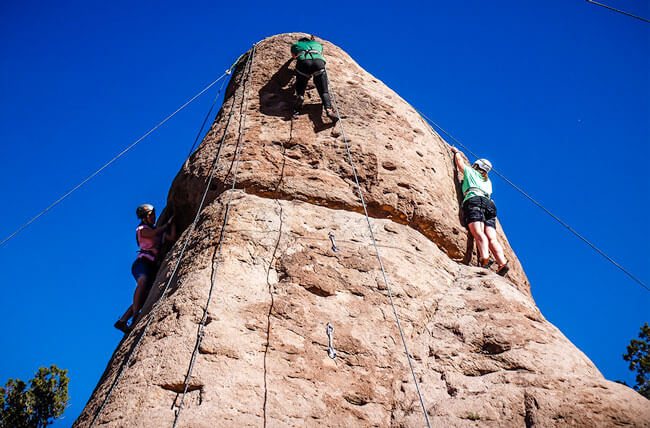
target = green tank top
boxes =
[291,40,325,62]
[462,166,493,203]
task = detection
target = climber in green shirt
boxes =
[451,146,509,276]
[290,35,336,119]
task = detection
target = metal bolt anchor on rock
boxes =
[326,323,337,359]
[328,232,340,253]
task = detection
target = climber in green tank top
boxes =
[290,35,335,119]
[451,146,509,277]
[291,38,325,62]
[461,164,493,203]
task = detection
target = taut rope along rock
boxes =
[172,43,257,428]
[87,49,253,428]
[74,34,650,428]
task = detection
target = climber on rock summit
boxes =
[290,35,336,119]
[451,147,509,277]
[114,204,176,334]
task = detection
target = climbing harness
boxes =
[172,44,257,428]
[136,249,156,260]
[463,187,490,199]
[328,232,340,253]
[326,323,337,359]
[88,51,250,428]
[294,49,323,61]
[416,108,648,292]
[295,67,326,78]
[327,71,433,428]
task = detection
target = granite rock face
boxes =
[74,34,649,427]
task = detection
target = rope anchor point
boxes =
[326,323,337,359]
[328,232,340,253]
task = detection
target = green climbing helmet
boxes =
[136,204,155,219]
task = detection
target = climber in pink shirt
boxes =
[114,204,176,333]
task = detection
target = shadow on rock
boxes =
[259,59,295,118]
[259,59,336,133]
[295,104,336,133]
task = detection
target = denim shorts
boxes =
[131,257,157,283]
[463,196,497,228]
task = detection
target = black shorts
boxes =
[463,196,497,229]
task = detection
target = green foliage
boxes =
[623,322,650,399]
[1,380,29,428]
[0,365,69,428]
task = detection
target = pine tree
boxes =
[0,365,69,428]
[623,323,650,399]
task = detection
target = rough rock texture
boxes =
[74,34,649,427]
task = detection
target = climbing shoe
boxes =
[480,258,494,269]
[325,107,337,120]
[496,262,510,277]
[114,319,131,334]
[292,96,304,116]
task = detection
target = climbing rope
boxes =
[327,72,433,428]
[0,57,243,250]
[586,0,650,23]
[172,43,257,428]
[416,109,649,292]
[185,53,245,159]
[185,78,228,158]
[88,50,251,428]
[263,118,291,428]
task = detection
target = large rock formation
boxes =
[74,34,649,427]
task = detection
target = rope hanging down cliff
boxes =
[415,108,649,292]
[172,43,257,428]
[184,52,245,159]
[0,57,243,250]
[88,49,254,428]
[326,70,433,428]
[186,74,229,158]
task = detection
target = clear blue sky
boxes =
[1,1,648,426]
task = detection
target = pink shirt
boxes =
[136,225,160,261]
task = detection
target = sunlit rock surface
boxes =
[74,34,649,428]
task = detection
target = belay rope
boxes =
[185,77,228,159]
[0,63,240,249]
[326,69,433,428]
[415,108,648,292]
[184,52,245,159]
[172,43,257,428]
[88,48,254,428]
[174,55,434,427]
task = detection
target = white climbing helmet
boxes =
[473,158,492,173]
